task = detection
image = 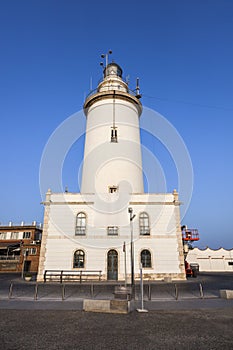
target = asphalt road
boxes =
[1,308,233,350]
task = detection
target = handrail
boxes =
[86,87,139,100]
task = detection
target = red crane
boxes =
[181,225,200,277]
[182,227,199,242]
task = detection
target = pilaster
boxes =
[37,189,51,281]
[173,189,186,279]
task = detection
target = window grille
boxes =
[141,249,152,268]
[107,226,118,235]
[73,249,85,268]
[75,212,86,235]
[139,212,150,235]
[111,127,118,143]
[109,186,118,193]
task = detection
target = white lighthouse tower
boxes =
[37,55,186,282]
[81,61,143,195]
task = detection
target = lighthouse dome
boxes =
[104,63,123,78]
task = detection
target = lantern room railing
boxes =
[86,86,139,99]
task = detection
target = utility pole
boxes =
[128,207,136,297]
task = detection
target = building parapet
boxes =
[0,222,43,229]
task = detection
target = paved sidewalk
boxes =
[1,307,233,350]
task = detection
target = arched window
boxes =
[73,250,85,268]
[75,212,86,235]
[141,249,152,268]
[139,212,150,235]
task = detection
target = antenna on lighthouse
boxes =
[135,77,142,99]
[90,76,93,91]
[100,62,104,78]
[100,50,112,68]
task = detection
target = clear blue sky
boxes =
[0,0,232,249]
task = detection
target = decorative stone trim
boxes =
[37,189,51,282]
[173,190,186,279]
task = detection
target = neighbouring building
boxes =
[37,59,186,282]
[0,222,42,273]
[187,247,233,272]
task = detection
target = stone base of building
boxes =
[98,273,186,282]
[134,273,186,281]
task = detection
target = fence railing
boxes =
[5,281,206,301]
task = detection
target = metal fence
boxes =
[1,281,213,301]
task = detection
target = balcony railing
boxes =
[0,255,20,261]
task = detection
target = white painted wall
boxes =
[81,99,144,194]
[40,192,184,280]
[187,247,233,272]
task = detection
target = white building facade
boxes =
[37,62,186,281]
[187,247,233,272]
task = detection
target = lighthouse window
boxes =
[107,226,118,236]
[73,249,85,268]
[139,212,150,235]
[109,186,118,193]
[75,212,86,235]
[111,127,118,143]
[141,249,152,268]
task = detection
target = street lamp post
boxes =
[128,207,136,297]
